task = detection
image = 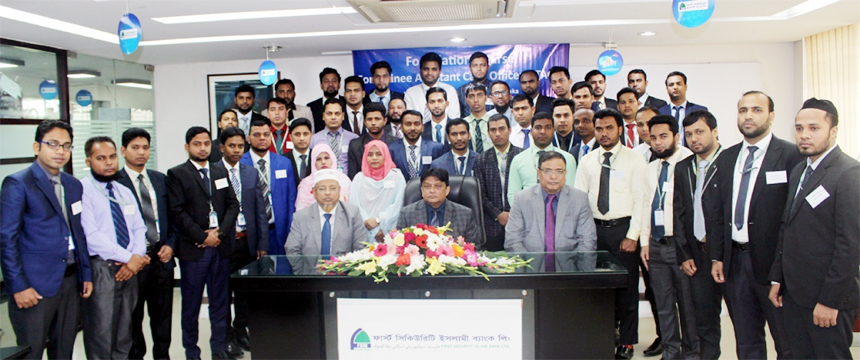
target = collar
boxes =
[453,149,470,160]
[36,161,59,180]
[696,144,722,164]
[222,159,239,172]
[597,141,623,158]
[495,143,511,155]
[671,100,689,109]
[426,199,446,211]
[404,137,421,149]
[638,93,649,104]
[124,166,146,181]
[807,144,837,170]
[326,128,344,137]
[534,143,558,153]
[191,160,210,171]
[249,150,271,165]
[270,124,287,133]
[370,91,390,100]
[541,188,561,201]
[348,104,364,114]
[420,82,437,92]
[582,137,596,149]
[742,132,773,152]
[318,202,338,217]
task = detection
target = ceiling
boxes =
[0,0,858,65]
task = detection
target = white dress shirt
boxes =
[638,94,651,109]
[124,167,159,221]
[403,81,461,122]
[429,118,448,143]
[578,138,596,162]
[346,105,364,134]
[249,150,272,192]
[318,203,338,231]
[640,147,693,245]
[452,150,471,175]
[795,144,837,198]
[634,142,652,160]
[404,138,422,172]
[509,123,532,149]
[731,132,773,243]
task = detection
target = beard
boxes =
[375,84,389,92]
[739,123,768,139]
[189,153,210,163]
[388,115,401,124]
[323,89,338,98]
[652,144,677,159]
[91,169,120,183]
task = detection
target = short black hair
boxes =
[637,106,661,117]
[35,120,73,142]
[742,90,775,112]
[445,118,470,135]
[552,98,576,114]
[268,97,287,108]
[469,52,489,65]
[490,81,510,92]
[571,81,593,95]
[289,118,313,133]
[585,69,605,82]
[616,87,638,101]
[84,136,116,158]
[425,87,447,101]
[593,108,623,127]
[219,109,237,120]
[464,82,487,95]
[532,111,553,127]
[511,94,533,107]
[401,110,423,122]
[344,75,364,89]
[665,71,687,85]
[648,114,679,135]
[420,52,443,69]
[319,67,341,83]
[185,127,210,144]
[363,102,386,118]
[488,113,510,129]
[249,118,271,129]
[220,126,246,143]
[420,168,449,187]
[519,70,539,82]
[235,84,255,98]
[370,61,392,75]
[323,97,342,109]
[628,69,647,80]
[121,127,150,147]
[274,78,295,90]
[548,66,570,80]
[683,109,717,130]
[538,150,566,169]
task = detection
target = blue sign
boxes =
[597,50,624,76]
[258,60,278,86]
[39,80,58,100]
[75,89,93,107]
[673,0,715,28]
[118,13,142,55]
[352,44,570,97]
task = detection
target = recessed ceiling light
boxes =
[68,70,101,79]
[450,37,466,43]
[113,79,152,90]
[320,51,352,56]
[639,31,657,36]
[0,5,117,44]
[152,7,357,24]
[0,57,25,68]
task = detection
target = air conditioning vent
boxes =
[348,0,516,23]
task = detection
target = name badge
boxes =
[209,211,219,229]
[654,210,665,226]
[662,182,674,193]
[422,156,432,165]
[610,169,624,180]
[341,145,349,154]
[214,178,228,190]
[123,204,136,215]
[275,169,287,179]
[806,185,830,209]
[71,200,82,215]
[286,141,294,150]
[67,233,75,250]
[383,180,395,189]
[766,170,787,184]
[237,213,246,227]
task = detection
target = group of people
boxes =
[1,50,857,360]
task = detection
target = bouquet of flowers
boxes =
[316,222,532,283]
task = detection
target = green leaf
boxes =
[347,270,362,277]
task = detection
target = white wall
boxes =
[154,42,800,172]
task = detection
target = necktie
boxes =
[352,111,360,134]
[321,213,332,256]
[474,119,484,152]
[435,124,443,144]
[673,106,683,123]
[789,165,814,217]
[408,145,419,178]
[598,152,612,215]
[734,146,758,230]
[458,156,466,175]
[430,208,441,227]
[199,168,210,196]
[693,160,709,241]
[274,129,284,154]
[229,168,242,203]
[328,131,340,158]
[299,154,308,179]
[499,152,508,188]
[107,182,131,249]
[545,193,556,272]
[522,129,530,149]
[651,161,670,240]
[137,174,158,245]
[256,159,274,221]
[626,123,635,149]
[581,144,590,160]
[51,176,75,263]
[394,125,402,139]
[597,101,604,110]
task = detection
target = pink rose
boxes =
[373,245,388,257]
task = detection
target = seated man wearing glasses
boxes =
[396,168,479,244]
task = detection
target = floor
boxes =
[1,288,859,359]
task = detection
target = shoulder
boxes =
[147,169,166,181]
[562,185,588,202]
[448,201,473,215]
[424,140,443,150]
[514,186,539,203]
[60,172,82,188]
[401,201,423,213]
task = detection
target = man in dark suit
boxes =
[627,69,668,110]
[586,69,617,110]
[167,127,240,360]
[474,114,523,251]
[709,91,802,359]
[233,85,268,138]
[347,103,396,179]
[569,108,596,166]
[211,109,238,162]
[397,168,481,245]
[286,118,313,186]
[672,111,724,360]
[388,110,445,182]
[1,121,93,360]
[307,67,348,133]
[658,72,708,146]
[768,99,859,359]
[365,61,404,111]
[118,128,177,360]
[431,119,477,176]
[519,70,553,114]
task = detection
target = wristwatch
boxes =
[375,217,381,223]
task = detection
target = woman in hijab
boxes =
[295,143,351,211]
[348,140,406,243]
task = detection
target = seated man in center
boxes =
[397,168,480,244]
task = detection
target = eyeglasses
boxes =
[421,184,446,191]
[539,169,566,176]
[491,90,510,97]
[40,141,73,151]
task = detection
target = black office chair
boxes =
[402,175,487,248]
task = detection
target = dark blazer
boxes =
[658,101,708,118]
[388,139,446,182]
[473,145,523,240]
[396,200,480,244]
[166,160,240,261]
[231,162,270,255]
[363,91,404,104]
[307,96,347,134]
[210,137,250,164]
[240,152,296,255]
[534,94,554,114]
[285,150,312,187]
[709,136,802,285]
[421,119,452,147]
[117,168,177,270]
[673,151,721,266]
[603,98,618,110]
[430,151,477,177]
[769,146,860,309]
[0,162,92,297]
[347,132,397,180]
[643,95,668,110]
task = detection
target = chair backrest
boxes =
[403,175,487,247]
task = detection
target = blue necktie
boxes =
[199,168,210,196]
[107,182,131,249]
[435,124,443,144]
[734,146,758,230]
[321,213,332,256]
[458,156,466,175]
[651,161,670,240]
[582,144,590,159]
[522,129,530,149]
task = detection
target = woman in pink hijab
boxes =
[295,144,351,211]
[348,140,406,242]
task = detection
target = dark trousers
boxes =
[639,245,662,340]
[648,238,699,360]
[485,234,505,252]
[83,258,139,360]
[783,291,857,359]
[724,247,791,359]
[130,247,174,360]
[227,237,256,340]
[596,218,640,345]
[268,227,283,255]
[180,247,231,359]
[8,268,80,360]
[688,244,723,360]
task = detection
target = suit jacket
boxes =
[672,152,720,266]
[284,201,365,256]
[430,151,477,177]
[473,146,523,240]
[234,162,270,255]
[534,94,554,114]
[421,119,453,148]
[240,152,296,255]
[117,168,177,270]
[387,139,445,182]
[643,95,668,110]
[602,98,618,110]
[0,162,92,297]
[504,185,597,253]
[307,96,348,134]
[769,146,860,309]
[347,132,398,180]
[285,150,312,187]
[658,101,708,118]
[397,200,480,245]
[709,136,802,284]
[291,105,314,129]
[363,91,404,105]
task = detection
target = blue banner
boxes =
[352,44,569,97]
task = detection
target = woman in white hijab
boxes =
[348,140,406,242]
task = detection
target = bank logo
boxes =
[350,328,371,350]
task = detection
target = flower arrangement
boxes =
[316,222,532,283]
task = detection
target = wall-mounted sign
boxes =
[597,50,624,76]
[118,13,142,55]
[673,0,715,28]
[39,80,58,100]
[75,89,93,106]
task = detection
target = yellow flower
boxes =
[393,233,405,246]
[413,228,425,236]
[426,257,445,275]
[452,244,465,258]
[357,260,378,275]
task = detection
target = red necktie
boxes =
[626,123,635,148]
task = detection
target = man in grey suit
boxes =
[397,168,481,245]
[505,151,596,268]
[284,169,365,256]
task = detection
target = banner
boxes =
[337,298,523,360]
[352,44,569,98]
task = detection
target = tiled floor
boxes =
[2,289,858,359]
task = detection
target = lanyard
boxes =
[553,133,575,153]
[655,161,677,211]
[89,178,131,206]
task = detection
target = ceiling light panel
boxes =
[151,7,357,24]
